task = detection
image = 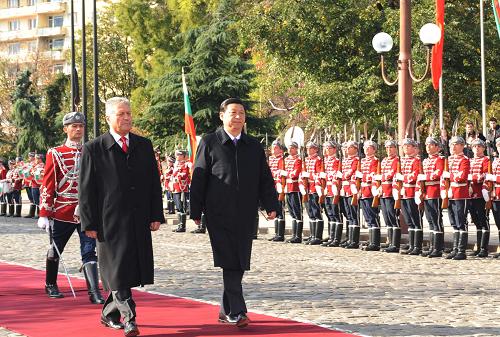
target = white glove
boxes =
[332,184,338,196]
[448,188,453,199]
[415,195,422,205]
[315,185,323,197]
[301,172,310,179]
[440,189,447,199]
[168,182,174,191]
[336,171,343,179]
[395,173,404,181]
[486,173,496,182]
[415,191,422,200]
[280,170,288,177]
[319,172,327,179]
[374,174,382,181]
[417,174,426,182]
[482,189,490,202]
[371,186,380,197]
[355,171,363,179]
[299,185,307,196]
[392,188,400,200]
[37,217,50,233]
[401,187,406,197]
[467,174,473,181]
[350,184,358,195]
[442,171,451,179]
[276,183,283,194]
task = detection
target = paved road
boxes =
[1,213,499,337]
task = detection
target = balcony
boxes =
[0,1,66,20]
[36,1,67,15]
[41,49,65,60]
[36,26,65,37]
[0,29,36,42]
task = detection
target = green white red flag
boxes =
[431,0,445,91]
[182,68,197,163]
[494,0,500,38]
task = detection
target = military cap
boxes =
[288,141,299,148]
[449,136,465,145]
[341,141,348,149]
[425,137,439,146]
[363,140,377,149]
[271,139,282,147]
[63,111,85,125]
[384,139,397,147]
[35,153,44,159]
[167,155,175,162]
[28,152,35,157]
[345,140,358,149]
[8,159,15,165]
[15,156,23,162]
[306,141,319,149]
[401,138,417,146]
[471,138,486,147]
[323,140,336,148]
[175,149,187,156]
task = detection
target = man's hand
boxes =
[86,230,97,239]
[37,217,50,233]
[194,219,201,226]
[266,211,277,220]
[150,221,161,231]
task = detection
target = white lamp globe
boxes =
[372,32,394,53]
[419,23,441,46]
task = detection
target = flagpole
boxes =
[439,76,443,129]
[480,0,487,136]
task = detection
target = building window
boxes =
[48,38,64,50]
[48,16,64,28]
[53,64,64,73]
[8,0,20,8]
[28,41,37,53]
[27,0,36,5]
[28,18,37,30]
[8,43,21,55]
[8,20,21,31]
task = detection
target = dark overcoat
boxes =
[79,132,164,291]
[190,127,279,271]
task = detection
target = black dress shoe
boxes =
[218,312,250,328]
[45,284,64,298]
[235,313,250,328]
[100,316,124,330]
[124,321,140,337]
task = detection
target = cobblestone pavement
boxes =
[1,213,500,337]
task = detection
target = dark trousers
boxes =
[401,198,420,229]
[25,187,33,204]
[324,197,341,223]
[165,190,174,201]
[424,198,443,232]
[286,192,302,220]
[275,192,284,219]
[306,193,322,220]
[49,220,97,263]
[380,197,398,227]
[173,192,188,213]
[31,187,40,206]
[6,190,21,205]
[221,269,246,316]
[102,289,136,324]
[468,198,489,230]
[0,193,6,204]
[493,201,500,230]
[360,198,379,228]
[448,199,467,231]
[343,196,358,226]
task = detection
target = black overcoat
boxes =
[79,132,164,291]
[190,127,279,270]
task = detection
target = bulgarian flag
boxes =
[431,0,445,91]
[494,0,500,39]
[182,68,197,163]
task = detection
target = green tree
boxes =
[41,73,70,147]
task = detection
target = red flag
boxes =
[431,0,445,90]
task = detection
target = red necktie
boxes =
[120,136,128,153]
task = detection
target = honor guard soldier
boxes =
[268,140,286,242]
[37,112,104,303]
[321,141,343,247]
[30,154,45,219]
[377,140,400,253]
[467,139,490,257]
[6,159,22,217]
[395,138,422,255]
[357,140,381,251]
[300,141,324,245]
[164,155,176,214]
[341,141,361,249]
[22,152,37,218]
[171,149,191,232]
[0,161,7,216]
[417,137,445,257]
[284,141,303,243]
[486,138,500,258]
[442,136,470,260]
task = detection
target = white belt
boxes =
[361,182,371,187]
[286,179,298,183]
[450,182,467,187]
[403,183,416,188]
[424,181,439,186]
[381,181,393,185]
[494,184,500,188]
[342,181,350,186]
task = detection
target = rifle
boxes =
[319,159,326,204]
[278,156,286,202]
[394,158,402,210]
[372,160,382,208]
[485,158,493,210]
[351,157,361,206]
[333,158,342,205]
[302,154,309,203]
[441,158,450,209]
[417,159,426,211]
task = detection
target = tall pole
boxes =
[439,76,443,129]
[93,0,99,137]
[480,0,487,136]
[82,0,88,142]
[70,0,76,112]
[398,0,413,142]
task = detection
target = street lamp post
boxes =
[372,0,441,141]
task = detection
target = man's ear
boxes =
[219,111,224,122]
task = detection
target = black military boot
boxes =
[269,219,279,241]
[34,206,39,219]
[322,222,336,246]
[7,204,14,217]
[290,221,303,243]
[340,221,350,247]
[366,228,381,251]
[446,231,460,259]
[14,204,21,217]
[346,226,360,249]
[305,220,316,245]
[476,230,490,258]
[168,200,175,214]
[381,227,393,249]
[409,229,423,255]
[82,261,105,304]
[322,222,331,243]
[422,231,434,257]
[309,220,324,245]
[428,231,444,258]
[385,227,401,253]
[192,214,207,233]
[329,222,343,247]
[400,229,415,255]
[24,204,35,218]
[173,213,186,232]
[362,228,373,251]
[45,258,64,298]
[286,219,297,243]
[452,231,468,260]
[468,230,483,256]
[273,219,286,242]
[0,203,6,216]
[493,230,500,258]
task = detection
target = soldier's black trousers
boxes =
[6,190,21,205]
[49,220,97,264]
[275,192,284,219]
[286,192,302,220]
[360,198,379,228]
[467,198,489,230]
[401,198,420,229]
[324,197,341,223]
[493,201,500,231]
[173,192,188,213]
[448,199,467,231]
[424,198,443,232]
[380,197,398,227]
[306,193,322,220]
[343,196,358,226]
[25,187,33,203]
[31,187,40,206]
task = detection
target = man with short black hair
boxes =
[486,117,500,157]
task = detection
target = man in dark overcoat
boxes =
[190,98,279,328]
[79,97,164,337]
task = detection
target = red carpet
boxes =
[0,262,355,336]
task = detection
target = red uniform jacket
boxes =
[341,156,359,197]
[469,156,489,199]
[399,156,419,199]
[446,154,470,200]
[324,155,340,197]
[360,156,378,199]
[163,165,174,191]
[30,163,45,188]
[284,155,301,193]
[22,162,34,188]
[172,161,190,193]
[493,157,500,200]
[268,155,284,190]
[39,143,82,223]
[0,166,6,180]
[379,156,398,198]
[419,154,444,200]
[7,167,22,191]
[300,155,322,193]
